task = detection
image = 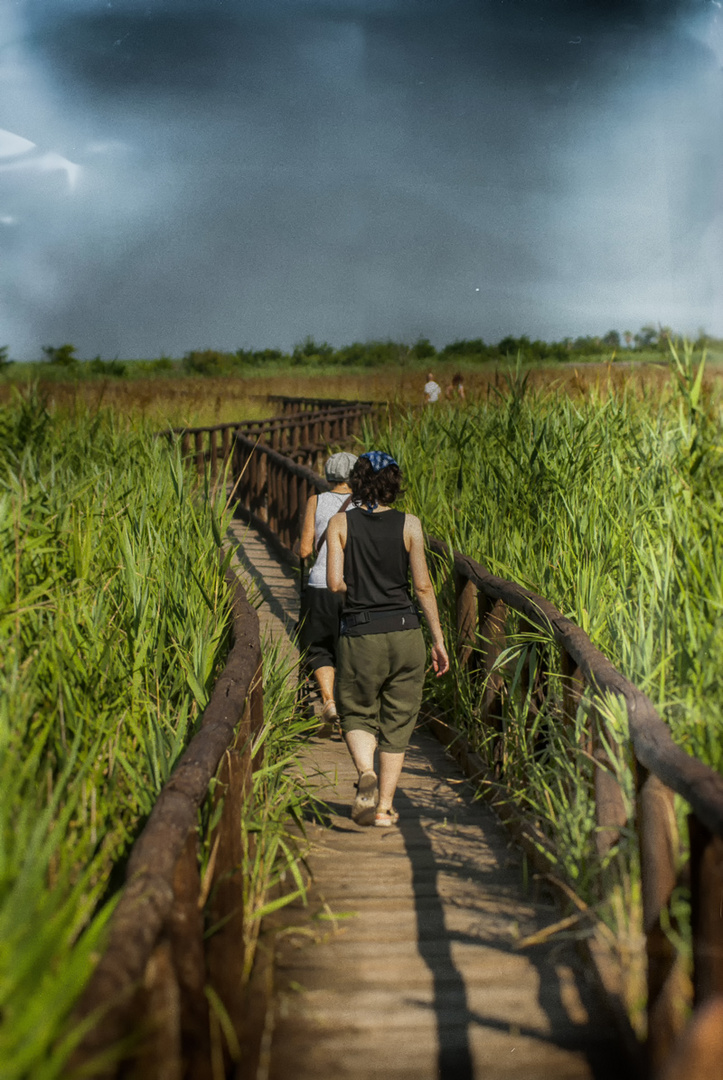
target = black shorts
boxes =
[298,587,343,670]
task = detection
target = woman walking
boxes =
[326,451,449,826]
[298,451,357,728]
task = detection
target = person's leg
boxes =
[375,630,426,820]
[337,636,387,824]
[313,665,335,702]
[377,751,405,812]
[345,729,378,823]
[302,589,342,723]
[344,728,376,776]
[313,660,339,721]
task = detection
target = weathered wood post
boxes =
[637,767,685,1071]
[519,614,549,731]
[206,693,254,1073]
[560,647,585,731]
[478,591,507,775]
[222,426,231,471]
[280,469,290,548]
[210,429,218,482]
[288,470,299,549]
[134,938,183,1080]
[591,706,629,860]
[194,431,204,477]
[454,570,478,671]
[689,814,723,1003]
[268,460,279,535]
[258,451,268,523]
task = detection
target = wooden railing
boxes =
[423,540,723,1077]
[232,434,330,561]
[70,570,264,1079]
[207,410,722,1080]
[267,394,375,414]
[171,401,376,482]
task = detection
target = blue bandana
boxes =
[359,450,398,473]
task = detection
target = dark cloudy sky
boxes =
[1,0,721,359]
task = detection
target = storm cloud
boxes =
[1,0,721,358]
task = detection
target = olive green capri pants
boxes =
[336,629,426,753]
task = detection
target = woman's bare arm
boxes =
[298,494,318,559]
[405,514,449,676]
[326,513,348,593]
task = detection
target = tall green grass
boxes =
[0,391,232,1077]
[386,347,722,773]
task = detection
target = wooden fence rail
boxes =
[423,539,723,1076]
[209,409,723,1080]
[70,569,264,1079]
[170,400,377,483]
[267,394,375,414]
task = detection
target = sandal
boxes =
[351,770,378,825]
[374,807,399,828]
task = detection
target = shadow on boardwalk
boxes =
[267,731,630,1080]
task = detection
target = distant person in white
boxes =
[423,372,442,404]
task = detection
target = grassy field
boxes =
[3,353,719,428]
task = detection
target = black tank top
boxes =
[342,508,412,614]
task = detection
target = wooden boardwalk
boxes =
[228,521,631,1080]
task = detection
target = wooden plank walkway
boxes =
[228,520,631,1080]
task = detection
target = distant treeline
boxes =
[1,325,719,378]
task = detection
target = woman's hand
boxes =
[431,642,449,677]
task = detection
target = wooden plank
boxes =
[266,730,631,1080]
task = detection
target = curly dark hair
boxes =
[350,457,404,506]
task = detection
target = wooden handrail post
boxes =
[519,615,549,731]
[454,572,478,671]
[134,939,183,1080]
[167,829,212,1078]
[194,431,204,476]
[258,453,268,523]
[560,647,585,730]
[280,469,290,547]
[209,429,218,482]
[637,768,686,1070]
[592,709,629,860]
[206,696,254,1071]
[250,660,264,771]
[478,591,506,774]
[689,813,723,1003]
[288,470,299,549]
[222,426,231,469]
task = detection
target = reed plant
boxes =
[385,347,722,772]
[0,390,232,1077]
